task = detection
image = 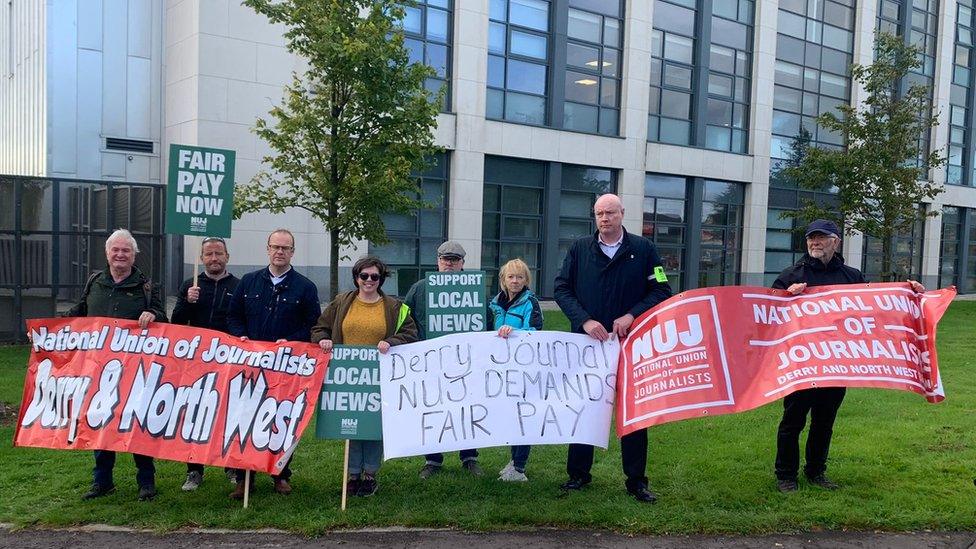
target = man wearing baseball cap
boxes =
[771,219,924,493]
[403,240,484,478]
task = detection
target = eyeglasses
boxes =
[438,255,463,263]
[202,237,226,245]
[268,245,294,252]
[358,272,381,282]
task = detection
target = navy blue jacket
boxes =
[772,253,866,289]
[226,267,321,342]
[554,230,673,334]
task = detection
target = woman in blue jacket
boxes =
[488,258,544,482]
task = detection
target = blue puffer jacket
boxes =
[488,288,544,331]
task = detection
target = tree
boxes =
[234,0,442,299]
[782,32,945,281]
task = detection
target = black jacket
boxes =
[65,266,168,322]
[554,229,673,334]
[772,253,866,289]
[226,267,321,342]
[171,272,240,332]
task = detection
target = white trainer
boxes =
[498,468,528,482]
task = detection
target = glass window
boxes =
[487,0,550,125]
[511,30,548,59]
[401,0,454,112]
[369,154,449,296]
[506,59,547,94]
[568,8,602,41]
[564,3,623,135]
[643,175,743,290]
[511,0,549,31]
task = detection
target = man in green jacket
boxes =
[66,228,168,501]
[403,240,483,478]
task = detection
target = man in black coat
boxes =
[67,229,167,502]
[772,219,924,493]
[554,193,672,503]
[226,229,321,499]
[171,236,239,491]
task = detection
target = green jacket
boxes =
[65,267,168,322]
[311,290,417,346]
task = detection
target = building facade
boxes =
[3,0,976,307]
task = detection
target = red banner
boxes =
[15,317,329,474]
[617,283,955,436]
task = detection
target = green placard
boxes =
[425,270,487,339]
[316,345,382,440]
[165,144,236,237]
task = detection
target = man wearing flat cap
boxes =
[771,219,924,493]
[403,240,485,479]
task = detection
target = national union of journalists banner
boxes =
[15,317,329,475]
[617,283,955,436]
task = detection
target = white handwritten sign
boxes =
[379,330,620,459]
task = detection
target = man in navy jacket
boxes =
[554,193,672,503]
[226,229,321,499]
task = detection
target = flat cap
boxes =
[437,240,466,259]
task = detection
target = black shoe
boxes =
[560,477,591,491]
[627,485,658,503]
[777,478,798,493]
[82,483,115,500]
[138,485,157,501]
[418,463,441,479]
[806,473,839,490]
[357,473,378,497]
[346,477,361,496]
[462,460,484,477]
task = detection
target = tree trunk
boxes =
[880,230,893,283]
[329,228,340,301]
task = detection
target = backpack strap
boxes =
[81,270,102,301]
[142,279,153,311]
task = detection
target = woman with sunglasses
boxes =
[311,256,418,497]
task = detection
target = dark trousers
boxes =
[510,445,531,471]
[775,387,847,481]
[234,457,292,483]
[93,450,154,488]
[567,428,648,490]
[425,449,479,465]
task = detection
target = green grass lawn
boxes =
[1,304,974,534]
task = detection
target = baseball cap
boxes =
[437,240,466,259]
[805,219,841,239]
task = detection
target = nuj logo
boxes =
[630,314,704,363]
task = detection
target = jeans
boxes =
[348,440,383,475]
[93,450,155,488]
[775,387,847,481]
[425,448,479,466]
[511,445,531,472]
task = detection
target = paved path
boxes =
[0,527,974,549]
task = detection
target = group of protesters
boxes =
[65,193,925,503]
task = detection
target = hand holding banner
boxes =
[16,317,329,475]
[379,330,620,459]
[616,283,955,436]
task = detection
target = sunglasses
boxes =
[358,272,381,282]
